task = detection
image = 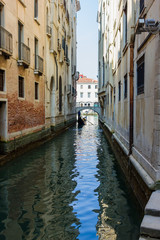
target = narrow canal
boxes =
[0,116,142,240]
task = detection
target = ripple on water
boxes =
[0,116,141,240]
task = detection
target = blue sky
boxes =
[77,0,98,80]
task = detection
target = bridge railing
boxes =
[76,102,100,108]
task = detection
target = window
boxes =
[34,0,38,19]
[18,76,24,98]
[80,92,83,98]
[124,74,127,99]
[137,55,145,95]
[35,38,38,69]
[80,85,83,89]
[95,85,98,89]
[0,3,4,27]
[123,3,127,47]
[88,92,91,98]
[140,0,144,14]
[18,21,23,60]
[110,89,112,104]
[35,82,39,100]
[0,69,5,91]
[88,85,91,89]
[118,81,121,101]
[103,57,105,86]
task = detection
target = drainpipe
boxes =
[129,37,135,155]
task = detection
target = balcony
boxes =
[46,25,52,37]
[34,55,43,75]
[18,42,30,68]
[0,26,13,58]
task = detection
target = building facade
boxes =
[76,74,98,107]
[45,0,80,132]
[98,0,160,209]
[0,0,80,154]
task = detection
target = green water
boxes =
[0,116,142,240]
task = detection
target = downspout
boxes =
[129,34,135,155]
[54,55,58,91]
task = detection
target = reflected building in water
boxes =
[0,129,80,240]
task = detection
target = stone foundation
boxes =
[99,119,152,210]
[0,118,76,166]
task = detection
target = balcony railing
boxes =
[0,25,13,57]
[46,25,52,37]
[34,55,43,75]
[18,42,30,67]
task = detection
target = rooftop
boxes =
[78,75,98,84]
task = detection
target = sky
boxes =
[77,0,98,80]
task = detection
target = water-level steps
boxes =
[140,190,160,239]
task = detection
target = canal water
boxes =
[0,116,142,240]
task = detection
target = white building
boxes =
[76,75,98,107]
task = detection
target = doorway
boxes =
[0,101,7,153]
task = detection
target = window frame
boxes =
[35,82,39,100]
[123,3,127,47]
[0,69,5,92]
[34,0,38,19]
[124,74,128,99]
[118,81,121,101]
[140,0,144,14]
[18,76,24,98]
[80,92,83,98]
[137,55,145,95]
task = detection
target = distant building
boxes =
[76,75,98,108]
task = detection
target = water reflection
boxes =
[95,133,141,240]
[0,130,80,240]
[0,116,141,240]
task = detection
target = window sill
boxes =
[18,0,26,8]
[34,18,40,25]
[0,91,6,94]
[18,97,25,100]
[35,99,39,102]
[122,43,128,56]
[118,57,121,66]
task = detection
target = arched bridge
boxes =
[76,102,101,115]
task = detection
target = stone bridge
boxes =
[76,102,101,115]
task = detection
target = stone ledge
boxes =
[145,190,160,216]
[140,237,160,240]
[129,155,155,190]
[140,215,160,238]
